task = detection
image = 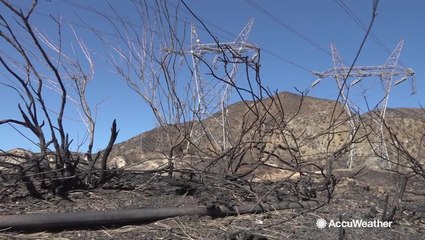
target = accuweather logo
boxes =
[316,218,327,229]
[316,218,393,228]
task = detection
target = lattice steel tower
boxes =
[187,19,259,151]
[312,40,415,168]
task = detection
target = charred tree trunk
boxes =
[99,120,119,185]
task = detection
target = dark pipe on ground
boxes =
[0,201,319,231]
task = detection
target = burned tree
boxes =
[0,0,118,196]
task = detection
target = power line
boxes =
[333,0,409,67]
[261,48,312,73]
[334,0,391,53]
[164,0,237,40]
[244,0,331,57]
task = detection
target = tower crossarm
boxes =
[184,18,259,58]
[313,65,414,80]
[192,42,259,56]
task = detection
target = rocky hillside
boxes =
[109,91,425,171]
[357,107,425,168]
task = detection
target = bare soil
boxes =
[1,168,425,240]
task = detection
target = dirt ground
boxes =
[1,168,425,240]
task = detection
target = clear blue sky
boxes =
[1,0,424,152]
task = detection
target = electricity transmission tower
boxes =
[312,40,415,169]
[185,18,259,151]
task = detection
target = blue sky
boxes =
[1,0,424,152]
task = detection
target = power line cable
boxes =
[333,0,408,67]
[334,0,391,53]
[261,48,312,73]
[244,0,331,57]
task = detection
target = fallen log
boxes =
[0,200,319,231]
